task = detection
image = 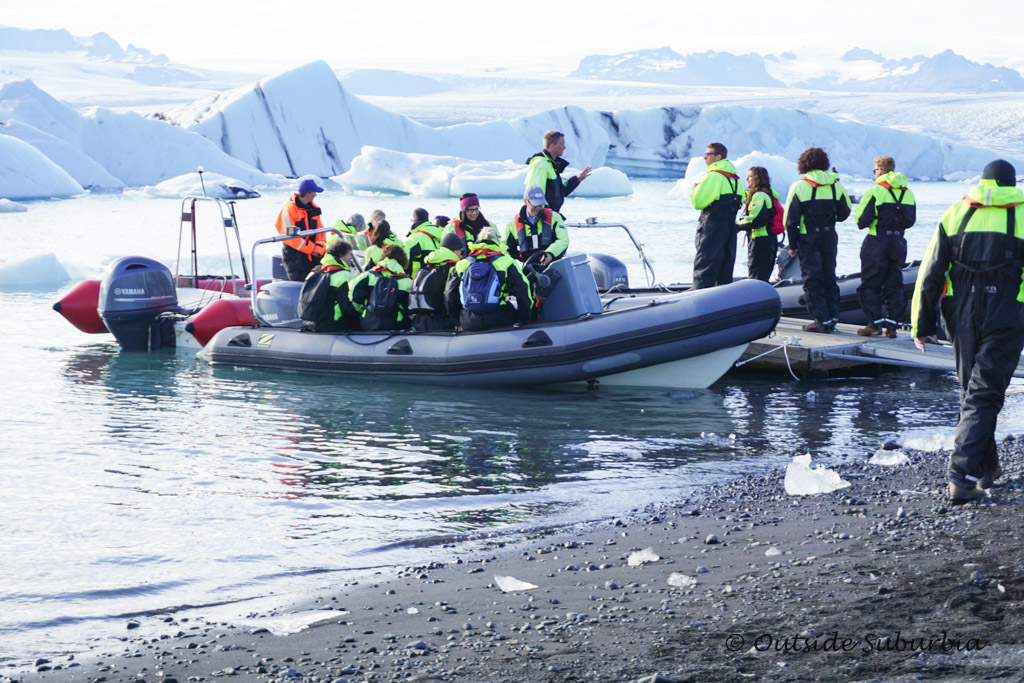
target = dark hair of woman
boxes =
[797,147,830,174]
[745,166,772,212]
[380,244,409,272]
[326,238,352,259]
[371,220,393,248]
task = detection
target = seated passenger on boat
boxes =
[409,232,465,332]
[275,177,328,282]
[445,227,533,332]
[333,213,370,250]
[504,186,568,267]
[363,219,403,269]
[302,238,361,332]
[441,194,496,255]
[404,207,444,276]
[348,244,413,332]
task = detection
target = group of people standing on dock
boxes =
[690,141,917,337]
[272,130,591,336]
[694,141,1024,505]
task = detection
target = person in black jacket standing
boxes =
[911,159,1024,503]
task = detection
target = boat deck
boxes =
[736,318,1024,378]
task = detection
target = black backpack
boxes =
[363,275,401,330]
[297,266,336,323]
[410,265,447,313]
[886,187,915,231]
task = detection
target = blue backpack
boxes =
[460,259,502,313]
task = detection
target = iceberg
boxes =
[0,134,83,200]
[177,61,610,177]
[143,171,265,199]
[0,198,28,212]
[784,454,851,496]
[595,104,1022,180]
[0,252,71,289]
[1,119,125,190]
[0,79,280,192]
[336,146,631,199]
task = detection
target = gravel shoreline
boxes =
[9,439,1024,683]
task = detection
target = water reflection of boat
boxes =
[199,228,782,390]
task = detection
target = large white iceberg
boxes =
[176,61,609,177]
[0,134,83,200]
[596,104,1022,180]
[0,78,280,192]
[336,146,632,199]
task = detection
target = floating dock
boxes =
[736,318,1024,378]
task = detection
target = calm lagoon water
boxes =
[1,179,1021,663]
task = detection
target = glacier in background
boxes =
[3,24,1024,201]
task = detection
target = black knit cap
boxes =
[982,159,1016,187]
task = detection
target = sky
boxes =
[5,0,1024,76]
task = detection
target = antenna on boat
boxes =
[197,165,207,197]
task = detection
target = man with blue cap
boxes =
[912,159,1024,503]
[275,177,328,281]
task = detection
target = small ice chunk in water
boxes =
[868,448,910,466]
[667,572,697,588]
[494,574,538,592]
[628,548,661,566]
[784,454,850,495]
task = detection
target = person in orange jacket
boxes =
[275,177,327,281]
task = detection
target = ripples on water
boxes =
[0,182,1017,663]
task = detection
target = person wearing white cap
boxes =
[504,186,569,267]
[274,177,327,281]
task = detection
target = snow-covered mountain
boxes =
[570,47,784,88]
[0,26,254,108]
[571,46,1024,93]
[780,48,1024,92]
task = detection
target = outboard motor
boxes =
[98,256,178,351]
[539,254,604,323]
[587,253,629,291]
[254,280,303,328]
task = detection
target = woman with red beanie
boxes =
[440,193,495,254]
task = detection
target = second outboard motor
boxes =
[98,256,178,351]
[254,280,303,328]
[587,253,629,291]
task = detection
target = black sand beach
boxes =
[9,439,1024,683]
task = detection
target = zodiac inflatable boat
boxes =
[199,248,782,389]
